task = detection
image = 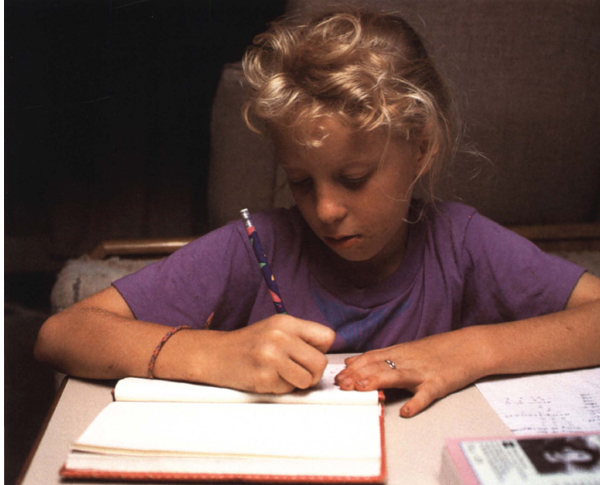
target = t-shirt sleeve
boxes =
[460,212,586,326]
[112,222,261,330]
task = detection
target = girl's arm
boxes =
[35,286,335,393]
[335,271,600,417]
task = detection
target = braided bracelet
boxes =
[147,325,191,379]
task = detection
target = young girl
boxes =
[35,9,600,418]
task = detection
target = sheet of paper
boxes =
[114,363,379,406]
[475,367,600,435]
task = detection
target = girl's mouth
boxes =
[324,235,361,250]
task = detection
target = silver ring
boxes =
[385,359,396,370]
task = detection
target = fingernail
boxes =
[341,379,353,387]
[356,379,369,388]
[400,406,411,418]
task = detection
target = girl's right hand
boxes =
[35,286,335,395]
[172,315,336,395]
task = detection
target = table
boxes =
[18,354,512,485]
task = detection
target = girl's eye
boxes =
[341,173,370,189]
[288,178,313,189]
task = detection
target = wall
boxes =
[4,1,286,483]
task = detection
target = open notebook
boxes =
[60,364,386,483]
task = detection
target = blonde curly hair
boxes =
[242,9,457,196]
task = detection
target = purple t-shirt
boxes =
[113,202,585,352]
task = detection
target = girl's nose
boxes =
[315,188,347,225]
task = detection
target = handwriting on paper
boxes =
[475,367,600,435]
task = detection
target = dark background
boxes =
[4,1,286,483]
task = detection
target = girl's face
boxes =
[274,117,426,280]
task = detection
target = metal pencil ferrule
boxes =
[240,208,253,229]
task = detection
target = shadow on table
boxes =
[5,303,56,485]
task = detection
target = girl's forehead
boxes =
[273,117,387,155]
[275,130,386,170]
[274,122,420,175]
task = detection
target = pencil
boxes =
[240,209,288,314]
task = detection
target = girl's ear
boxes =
[414,137,436,177]
[414,139,430,176]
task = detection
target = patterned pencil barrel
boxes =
[240,209,288,314]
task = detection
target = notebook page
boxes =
[65,450,382,478]
[114,364,379,405]
[72,401,382,460]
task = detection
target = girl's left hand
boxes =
[334,327,491,417]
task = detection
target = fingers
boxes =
[337,358,419,392]
[253,348,326,393]
[337,359,443,417]
[343,355,360,367]
[246,346,320,394]
[291,347,329,387]
[336,350,463,418]
[237,315,334,393]
[400,384,441,418]
[278,357,319,391]
[292,318,336,353]
[336,351,387,388]
[269,316,333,387]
